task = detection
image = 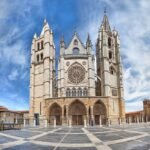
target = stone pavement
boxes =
[0,124,150,150]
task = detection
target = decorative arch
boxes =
[93,100,107,125]
[49,102,62,125]
[72,47,79,55]
[68,100,86,125]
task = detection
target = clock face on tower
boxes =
[68,63,85,84]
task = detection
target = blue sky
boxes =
[0,0,150,112]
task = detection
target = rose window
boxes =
[68,64,85,84]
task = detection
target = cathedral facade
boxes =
[29,14,125,126]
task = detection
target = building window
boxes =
[72,47,79,55]
[74,39,78,45]
[77,88,82,96]
[41,53,43,60]
[108,37,111,48]
[110,66,115,75]
[72,88,76,96]
[37,54,39,62]
[66,88,71,97]
[109,51,113,59]
[83,88,88,96]
[41,41,44,49]
[37,42,40,50]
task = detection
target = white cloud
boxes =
[8,69,19,81]
[77,0,150,112]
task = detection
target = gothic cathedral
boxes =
[29,13,125,126]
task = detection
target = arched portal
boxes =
[93,100,107,125]
[69,100,86,125]
[49,103,62,125]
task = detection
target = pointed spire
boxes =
[41,19,50,35]
[101,8,111,31]
[60,34,65,48]
[34,33,37,39]
[86,33,92,47]
[44,18,47,25]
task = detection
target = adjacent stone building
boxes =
[126,99,150,123]
[29,13,125,126]
[0,106,29,124]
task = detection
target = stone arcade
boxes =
[29,13,125,126]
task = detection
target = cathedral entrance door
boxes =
[93,101,107,125]
[72,115,83,125]
[69,100,86,126]
[55,115,61,125]
[95,115,100,125]
[49,103,62,125]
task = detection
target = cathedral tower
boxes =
[29,20,56,124]
[96,12,125,120]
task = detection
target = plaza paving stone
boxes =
[0,135,16,144]
[109,140,150,150]
[56,147,97,150]
[0,124,150,150]
[3,142,54,150]
[2,130,40,138]
[35,133,65,143]
[62,134,91,143]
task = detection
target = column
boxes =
[137,116,139,124]
[91,106,94,126]
[84,119,87,128]
[99,115,102,127]
[62,106,64,126]
[107,118,110,127]
[66,106,69,126]
[33,119,36,127]
[141,115,143,123]
[54,117,56,128]
[146,115,148,123]
[44,119,48,128]
[15,117,18,124]
[24,119,26,128]
[69,118,72,128]
[119,118,122,125]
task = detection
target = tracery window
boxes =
[109,51,113,59]
[66,88,71,97]
[83,88,88,96]
[74,39,78,45]
[68,64,85,84]
[72,47,79,55]
[108,37,111,48]
[77,88,82,96]
[41,53,43,60]
[72,88,76,97]
[37,54,39,62]
[37,42,40,50]
[41,41,44,49]
[110,66,115,75]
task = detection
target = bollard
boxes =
[99,116,102,127]
[33,119,36,127]
[44,120,48,128]
[84,119,87,128]
[69,119,72,128]
[54,119,56,128]
[23,119,26,127]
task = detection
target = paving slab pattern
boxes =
[0,124,149,150]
